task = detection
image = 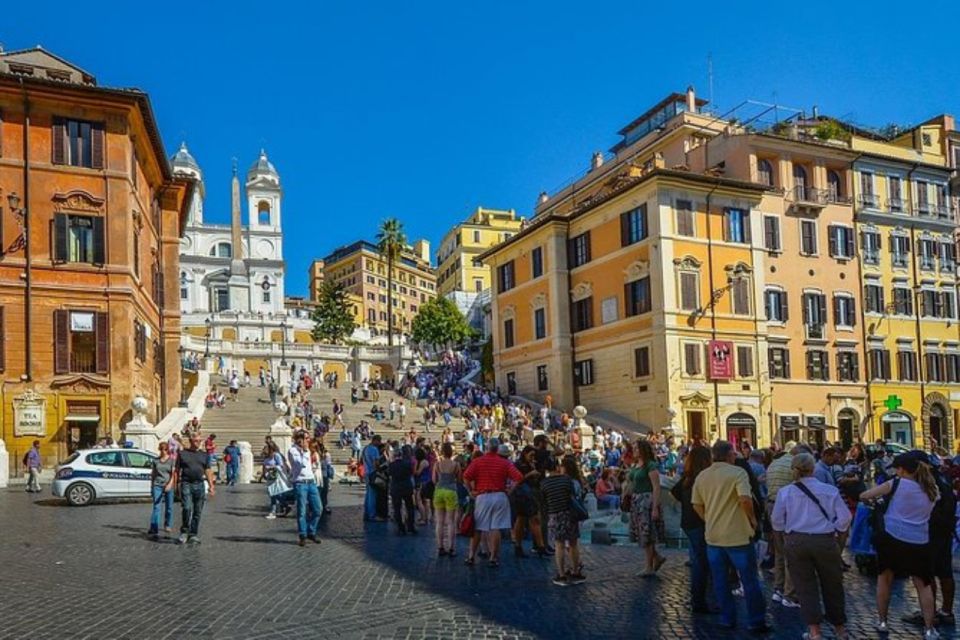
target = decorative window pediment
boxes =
[501,304,516,320]
[673,255,702,271]
[570,281,593,302]
[53,190,105,214]
[529,292,547,308]
[624,260,650,283]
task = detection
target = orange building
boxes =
[0,48,192,466]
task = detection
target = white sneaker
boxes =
[731,585,744,598]
[772,590,783,603]
[265,513,277,520]
[780,597,801,609]
[924,629,941,640]
[876,619,889,634]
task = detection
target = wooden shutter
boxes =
[828,226,838,256]
[567,238,575,267]
[92,216,105,265]
[742,211,751,243]
[95,312,109,373]
[54,309,69,374]
[832,296,841,325]
[583,231,592,263]
[91,122,105,169]
[817,294,827,325]
[783,349,791,378]
[779,293,789,322]
[844,229,854,257]
[639,205,648,240]
[624,283,633,317]
[53,214,69,262]
[52,118,66,164]
[620,212,630,247]
[848,298,856,326]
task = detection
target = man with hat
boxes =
[462,437,523,567]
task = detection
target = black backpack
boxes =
[930,472,958,540]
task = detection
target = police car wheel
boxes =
[66,482,95,506]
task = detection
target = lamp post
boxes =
[176,344,188,407]
[279,318,288,368]
[204,317,211,358]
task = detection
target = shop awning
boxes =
[65,414,100,422]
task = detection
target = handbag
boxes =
[371,470,388,490]
[570,494,590,522]
[870,477,901,546]
[268,470,291,497]
[458,499,476,536]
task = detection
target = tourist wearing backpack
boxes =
[901,454,957,628]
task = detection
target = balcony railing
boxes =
[70,351,96,373]
[892,253,909,268]
[789,185,828,205]
[862,250,880,265]
[858,193,880,210]
[887,197,907,213]
[804,323,826,341]
[920,256,936,271]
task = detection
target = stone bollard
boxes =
[0,440,8,488]
[238,441,254,484]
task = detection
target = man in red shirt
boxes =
[462,439,523,567]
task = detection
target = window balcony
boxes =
[920,256,936,271]
[887,197,907,214]
[804,323,826,341]
[788,185,828,214]
[70,351,96,373]
[892,253,909,268]
[857,193,880,210]
[862,250,880,265]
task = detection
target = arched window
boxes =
[827,170,843,202]
[209,242,232,258]
[793,164,808,191]
[757,159,774,187]
[257,200,271,225]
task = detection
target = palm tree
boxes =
[376,218,407,348]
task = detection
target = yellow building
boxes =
[436,207,523,296]
[307,259,325,302]
[480,89,775,445]
[316,239,436,338]
[848,122,958,450]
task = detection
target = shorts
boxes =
[433,487,458,511]
[473,492,511,532]
[877,532,934,584]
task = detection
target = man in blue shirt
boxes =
[362,435,387,521]
[814,448,840,486]
[222,440,241,486]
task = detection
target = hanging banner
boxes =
[708,340,734,379]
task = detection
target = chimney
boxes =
[538,191,549,204]
[812,105,820,119]
[591,152,604,170]
[686,86,697,113]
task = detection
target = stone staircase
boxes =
[198,376,467,467]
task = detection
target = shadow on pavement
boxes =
[214,535,299,545]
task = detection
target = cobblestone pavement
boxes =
[0,483,955,640]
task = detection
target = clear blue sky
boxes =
[5,1,958,295]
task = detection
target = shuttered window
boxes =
[828,225,855,258]
[764,289,788,322]
[834,295,856,327]
[731,278,751,315]
[896,351,916,381]
[763,216,781,251]
[768,347,790,379]
[625,277,651,316]
[634,346,650,377]
[534,308,546,340]
[723,208,750,243]
[53,214,105,265]
[531,247,544,279]
[54,310,109,375]
[574,359,594,386]
[837,352,859,382]
[864,284,884,314]
[800,220,817,255]
[736,345,754,378]
[569,232,592,268]
[537,365,549,391]
[503,319,514,349]
[926,352,945,382]
[620,205,648,246]
[683,343,701,375]
[806,350,829,381]
[869,349,891,381]
[676,200,695,237]
[497,261,515,292]
[679,272,699,311]
[52,118,105,169]
[572,297,593,332]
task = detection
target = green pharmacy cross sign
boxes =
[883,395,903,411]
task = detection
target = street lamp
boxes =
[176,344,188,407]
[279,317,288,367]
[204,317,211,358]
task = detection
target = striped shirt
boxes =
[766,454,793,501]
[541,475,574,514]
[463,452,522,493]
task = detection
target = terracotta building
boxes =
[0,48,192,465]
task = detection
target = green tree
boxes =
[480,339,494,385]
[376,218,407,346]
[310,281,357,344]
[411,296,473,348]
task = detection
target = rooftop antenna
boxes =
[707,52,714,110]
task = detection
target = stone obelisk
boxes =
[227,160,250,311]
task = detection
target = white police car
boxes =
[52,448,157,506]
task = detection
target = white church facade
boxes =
[175,145,285,319]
